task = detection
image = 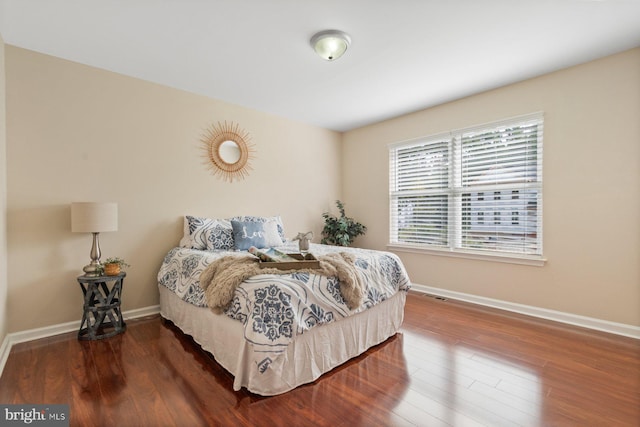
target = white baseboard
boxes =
[2,293,637,379]
[122,305,161,322]
[0,335,10,381]
[411,283,640,340]
[0,305,160,378]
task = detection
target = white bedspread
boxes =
[157,242,410,382]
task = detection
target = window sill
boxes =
[386,244,547,267]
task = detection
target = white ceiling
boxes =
[1,0,639,132]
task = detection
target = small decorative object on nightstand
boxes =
[102,257,130,276]
[76,273,126,340]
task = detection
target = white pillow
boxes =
[179,215,231,250]
[262,220,284,247]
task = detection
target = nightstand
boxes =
[76,273,126,340]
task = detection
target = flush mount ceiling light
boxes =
[310,30,351,61]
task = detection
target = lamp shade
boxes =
[71,202,118,233]
[310,30,351,61]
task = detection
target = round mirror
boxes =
[219,140,241,164]
[201,121,255,182]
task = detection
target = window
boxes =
[389,113,543,262]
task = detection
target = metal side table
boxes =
[77,272,126,340]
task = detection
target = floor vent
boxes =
[423,293,448,301]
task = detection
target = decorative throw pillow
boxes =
[261,220,284,247]
[230,215,286,242]
[179,215,232,250]
[204,223,235,251]
[180,214,286,250]
[231,220,266,250]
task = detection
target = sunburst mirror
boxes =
[201,121,255,182]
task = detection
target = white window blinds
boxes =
[390,113,543,259]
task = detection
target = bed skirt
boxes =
[159,285,406,395]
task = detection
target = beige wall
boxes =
[4,44,639,334]
[0,35,7,343]
[5,46,342,332]
[343,48,640,326]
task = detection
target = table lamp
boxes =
[71,202,118,276]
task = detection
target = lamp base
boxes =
[82,262,102,277]
[83,232,103,276]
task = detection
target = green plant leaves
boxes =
[320,200,366,246]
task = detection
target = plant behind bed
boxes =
[321,200,367,247]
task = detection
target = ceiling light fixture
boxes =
[310,30,351,61]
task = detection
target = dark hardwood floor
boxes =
[1,292,638,426]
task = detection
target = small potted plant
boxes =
[321,200,367,246]
[102,257,130,276]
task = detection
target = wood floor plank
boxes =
[1,292,638,426]
[3,339,48,404]
[68,334,105,427]
[42,336,72,405]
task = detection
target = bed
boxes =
[157,215,411,396]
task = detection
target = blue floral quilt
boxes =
[157,242,411,374]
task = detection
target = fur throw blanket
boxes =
[200,252,366,311]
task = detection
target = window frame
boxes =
[388,112,546,266]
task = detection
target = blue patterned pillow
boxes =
[204,224,234,251]
[179,215,231,250]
